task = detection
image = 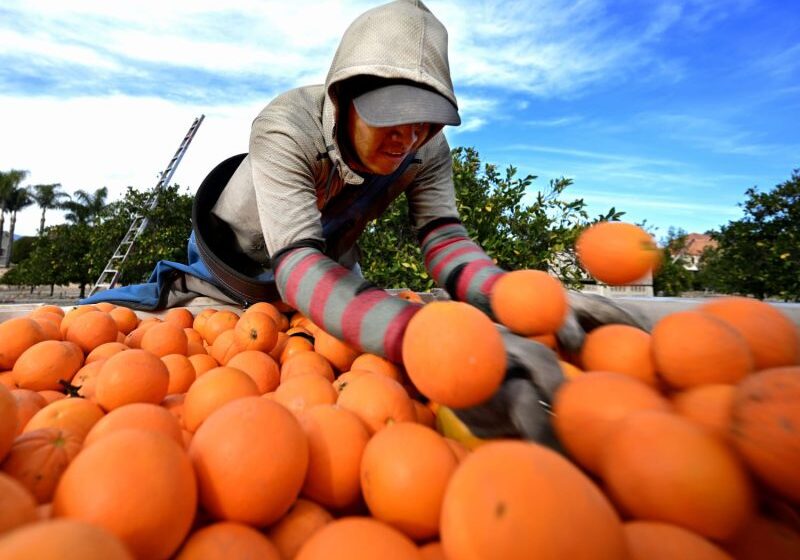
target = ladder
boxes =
[88,114,205,296]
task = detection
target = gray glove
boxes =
[556,290,652,354]
[452,327,565,445]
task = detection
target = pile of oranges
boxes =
[0,221,798,560]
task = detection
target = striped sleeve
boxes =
[420,220,505,316]
[274,246,421,363]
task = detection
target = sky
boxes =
[1,0,798,242]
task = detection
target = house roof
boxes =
[680,233,718,256]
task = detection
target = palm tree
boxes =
[0,169,29,259]
[30,183,69,235]
[3,186,33,266]
[62,187,109,226]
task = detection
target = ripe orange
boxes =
[209,329,240,365]
[273,373,338,416]
[161,353,196,394]
[1,427,82,503]
[730,366,800,503]
[623,521,734,560]
[698,296,800,370]
[332,369,369,394]
[10,389,47,435]
[53,429,197,559]
[58,305,99,338]
[85,341,129,364]
[202,310,239,345]
[402,301,506,408]
[175,522,281,559]
[314,329,359,373]
[189,397,308,526]
[225,350,280,394]
[350,353,402,382]
[490,269,568,335]
[673,384,736,441]
[11,340,84,392]
[296,404,370,509]
[140,321,189,358]
[73,360,105,401]
[0,317,46,370]
[552,372,672,473]
[601,411,754,540]
[94,349,170,411]
[580,324,655,386]
[295,516,422,560]
[64,310,119,354]
[108,306,139,335]
[266,499,334,560]
[183,366,259,432]
[0,471,38,534]
[651,310,754,389]
[723,515,800,560]
[336,372,416,434]
[281,351,335,383]
[440,441,627,560]
[188,353,218,377]
[361,422,459,540]
[83,402,183,448]
[163,307,194,330]
[233,311,279,353]
[23,397,104,443]
[0,518,134,560]
[576,221,660,284]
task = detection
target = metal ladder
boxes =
[88,114,205,296]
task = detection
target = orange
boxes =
[10,389,47,435]
[576,221,660,284]
[83,402,183,448]
[0,317,46,370]
[273,373,338,416]
[296,405,370,509]
[209,329,240,365]
[233,311,279,353]
[350,353,402,382]
[73,360,105,401]
[23,397,104,443]
[64,310,119,354]
[601,411,754,540]
[161,354,197,394]
[314,329,359,373]
[698,296,800,370]
[281,351,335,383]
[336,372,416,434]
[58,306,99,338]
[552,372,672,473]
[266,499,334,560]
[192,308,217,337]
[295,516,423,560]
[723,515,800,560]
[188,353,218,377]
[490,269,568,335]
[225,350,280,394]
[85,341,129,364]
[175,522,281,559]
[141,321,189,357]
[53,429,197,559]
[332,369,369,393]
[188,397,308,526]
[440,441,627,560]
[402,301,506,408]
[1,427,82,503]
[651,310,754,389]
[202,310,239,345]
[623,521,734,560]
[94,349,170,411]
[0,518,134,560]
[183,366,259,432]
[580,324,655,386]
[163,307,194,330]
[0,471,38,534]
[730,366,800,503]
[11,340,84,392]
[673,384,736,441]
[108,306,139,335]
[361,422,459,540]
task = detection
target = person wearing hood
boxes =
[84,0,647,441]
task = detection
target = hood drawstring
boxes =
[323,149,339,206]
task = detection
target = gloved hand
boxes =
[450,327,565,446]
[556,290,652,354]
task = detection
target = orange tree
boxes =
[359,147,623,291]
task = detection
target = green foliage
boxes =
[10,236,36,264]
[3,184,194,294]
[698,169,800,301]
[360,147,623,290]
[652,227,697,296]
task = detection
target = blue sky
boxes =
[1,0,798,241]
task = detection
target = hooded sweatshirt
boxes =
[210,0,504,362]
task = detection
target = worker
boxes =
[84,0,646,441]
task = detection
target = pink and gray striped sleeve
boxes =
[274,246,421,363]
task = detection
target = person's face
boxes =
[347,101,431,175]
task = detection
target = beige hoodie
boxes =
[210,0,460,268]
